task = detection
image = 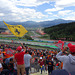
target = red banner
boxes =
[55,40,64,50]
[5,48,14,56]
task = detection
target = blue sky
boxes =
[0,0,75,22]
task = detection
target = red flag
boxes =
[5,48,13,56]
[55,40,64,50]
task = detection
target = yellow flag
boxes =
[3,21,28,37]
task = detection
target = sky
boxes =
[0,0,75,22]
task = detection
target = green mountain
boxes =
[43,22,75,41]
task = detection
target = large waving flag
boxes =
[3,21,28,37]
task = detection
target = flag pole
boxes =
[18,37,26,51]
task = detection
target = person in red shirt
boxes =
[14,44,26,75]
[38,57,44,74]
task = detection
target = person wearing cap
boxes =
[14,43,26,75]
[56,43,75,73]
[38,57,44,74]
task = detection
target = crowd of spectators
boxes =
[0,42,75,75]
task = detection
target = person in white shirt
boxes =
[56,43,75,73]
[24,50,32,75]
[0,58,3,74]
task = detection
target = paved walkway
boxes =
[24,72,48,75]
[28,68,48,75]
[24,69,48,75]
[31,72,48,75]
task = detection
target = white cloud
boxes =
[45,7,63,12]
[3,8,46,22]
[36,18,53,22]
[0,13,4,16]
[58,10,75,20]
[58,10,72,16]
[45,0,75,21]
[46,12,53,15]
[0,0,47,22]
[63,17,75,21]
[45,0,75,13]
[10,0,50,7]
[62,12,75,20]
[1,0,75,22]
[55,0,75,8]
[53,15,59,17]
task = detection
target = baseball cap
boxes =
[40,57,42,59]
[68,43,75,53]
[17,46,22,51]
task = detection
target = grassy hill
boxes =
[43,22,75,41]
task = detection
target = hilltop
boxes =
[43,22,75,41]
[0,19,74,28]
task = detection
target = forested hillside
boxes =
[43,22,75,41]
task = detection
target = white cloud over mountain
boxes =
[0,0,75,22]
[0,0,47,22]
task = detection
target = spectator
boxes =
[61,62,63,69]
[56,43,75,73]
[5,57,13,65]
[38,57,44,74]
[7,58,17,75]
[8,58,14,75]
[0,58,3,74]
[14,45,26,75]
[14,62,17,71]
[2,59,8,69]
[43,56,47,74]
[55,62,60,70]
[46,57,54,75]
[24,50,32,75]
[34,57,40,72]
